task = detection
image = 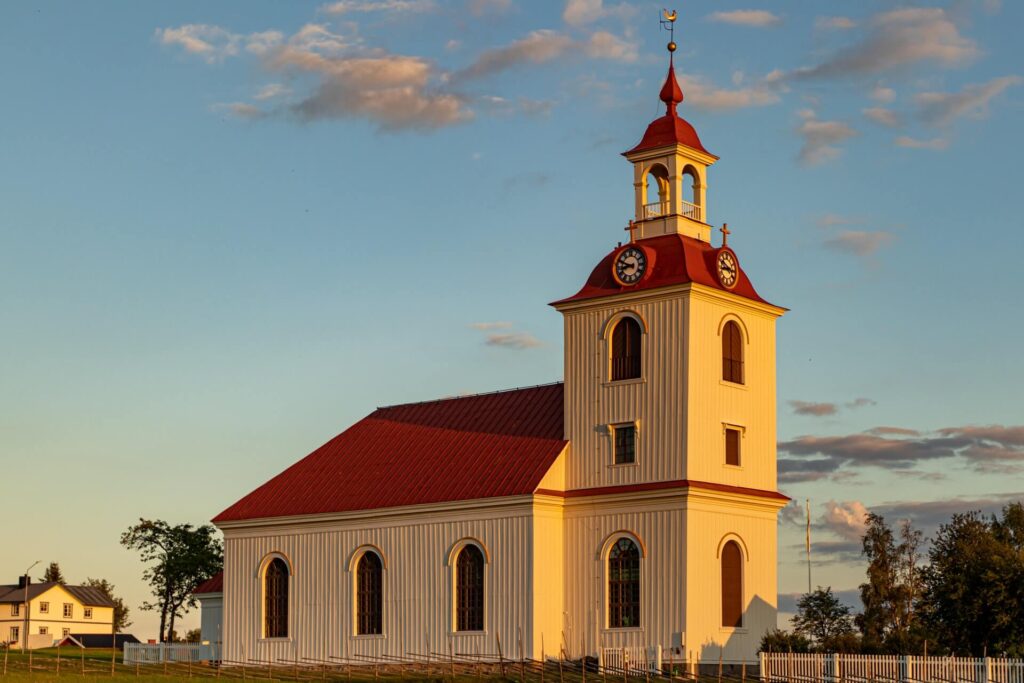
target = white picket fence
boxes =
[599,646,663,674]
[123,642,221,665]
[761,654,1024,683]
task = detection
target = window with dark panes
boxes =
[614,424,637,464]
[357,552,383,635]
[608,538,640,628]
[721,541,743,627]
[264,558,289,638]
[722,320,744,384]
[725,428,741,466]
[611,317,642,381]
[456,546,484,632]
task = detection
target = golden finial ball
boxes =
[667,41,677,52]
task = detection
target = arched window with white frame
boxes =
[455,545,485,632]
[607,537,641,628]
[356,551,383,635]
[263,557,289,638]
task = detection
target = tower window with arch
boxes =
[608,538,640,628]
[722,320,744,384]
[721,540,743,628]
[643,164,670,219]
[611,317,642,381]
[356,552,383,635]
[681,165,702,221]
[455,545,484,632]
[263,557,289,639]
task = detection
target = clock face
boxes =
[717,250,738,289]
[613,246,647,285]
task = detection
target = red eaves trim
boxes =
[535,479,790,502]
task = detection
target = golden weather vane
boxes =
[660,8,678,53]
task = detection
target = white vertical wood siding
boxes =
[221,504,535,665]
[563,294,687,490]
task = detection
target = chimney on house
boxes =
[18,575,31,589]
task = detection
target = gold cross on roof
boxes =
[720,223,730,246]
[625,219,640,243]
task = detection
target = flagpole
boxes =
[805,498,812,594]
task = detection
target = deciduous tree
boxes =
[792,586,856,651]
[83,578,132,631]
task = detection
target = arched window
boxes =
[644,165,670,218]
[721,540,743,628]
[264,558,289,638]
[608,538,640,628]
[722,320,744,384]
[611,317,642,381]
[356,552,383,635]
[681,166,701,221]
[456,545,484,632]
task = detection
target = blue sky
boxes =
[2,0,1022,637]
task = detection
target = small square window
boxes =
[614,424,637,465]
[11,604,19,617]
[84,607,93,619]
[725,427,741,466]
[63,603,73,618]
[62,628,70,638]
[39,602,49,614]
[39,626,48,635]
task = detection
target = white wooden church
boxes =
[212,48,788,670]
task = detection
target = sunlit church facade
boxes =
[213,52,788,669]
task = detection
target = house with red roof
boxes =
[212,44,787,672]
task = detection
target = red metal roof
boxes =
[213,384,567,523]
[193,572,223,595]
[626,61,713,156]
[551,234,772,307]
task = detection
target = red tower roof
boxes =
[626,60,712,156]
[551,234,772,307]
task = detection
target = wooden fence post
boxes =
[759,652,765,683]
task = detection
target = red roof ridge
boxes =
[377,381,564,410]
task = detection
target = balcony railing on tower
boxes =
[642,200,702,221]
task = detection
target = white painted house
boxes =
[213,54,788,671]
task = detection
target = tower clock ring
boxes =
[613,245,648,286]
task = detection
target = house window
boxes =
[39,602,49,614]
[356,552,383,636]
[455,545,484,632]
[610,317,642,381]
[62,628,71,638]
[725,427,741,466]
[9,626,19,643]
[613,424,637,464]
[264,558,289,639]
[608,538,640,629]
[84,608,93,619]
[63,603,73,619]
[39,627,48,635]
[721,540,743,628]
[722,320,744,384]
[11,604,19,617]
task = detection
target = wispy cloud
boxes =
[791,8,977,80]
[453,30,574,82]
[895,135,949,150]
[822,500,869,541]
[824,230,894,257]
[320,0,435,15]
[847,398,876,409]
[915,75,1022,127]
[863,107,899,127]
[796,110,857,165]
[871,86,896,103]
[816,213,858,228]
[254,83,291,101]
[707,10,781,28]
[778,423,1024,483]
[815,16,856,31]
[790,401,838,417]
[677,73,781,111]
[485,332,543,349]
[156,24,251,63]
[563,0,634,27]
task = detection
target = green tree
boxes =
[792,587,856,651]
[921,504,1024,656]
[121,519,223,642]
[184,629,202,643]
[83,578,132,631]
[759,628,812,653]
[40,562,65,584]
[857,514,925,653]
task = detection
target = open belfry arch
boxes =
[211,11,788,673]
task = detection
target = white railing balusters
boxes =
[761,654,1024,683]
